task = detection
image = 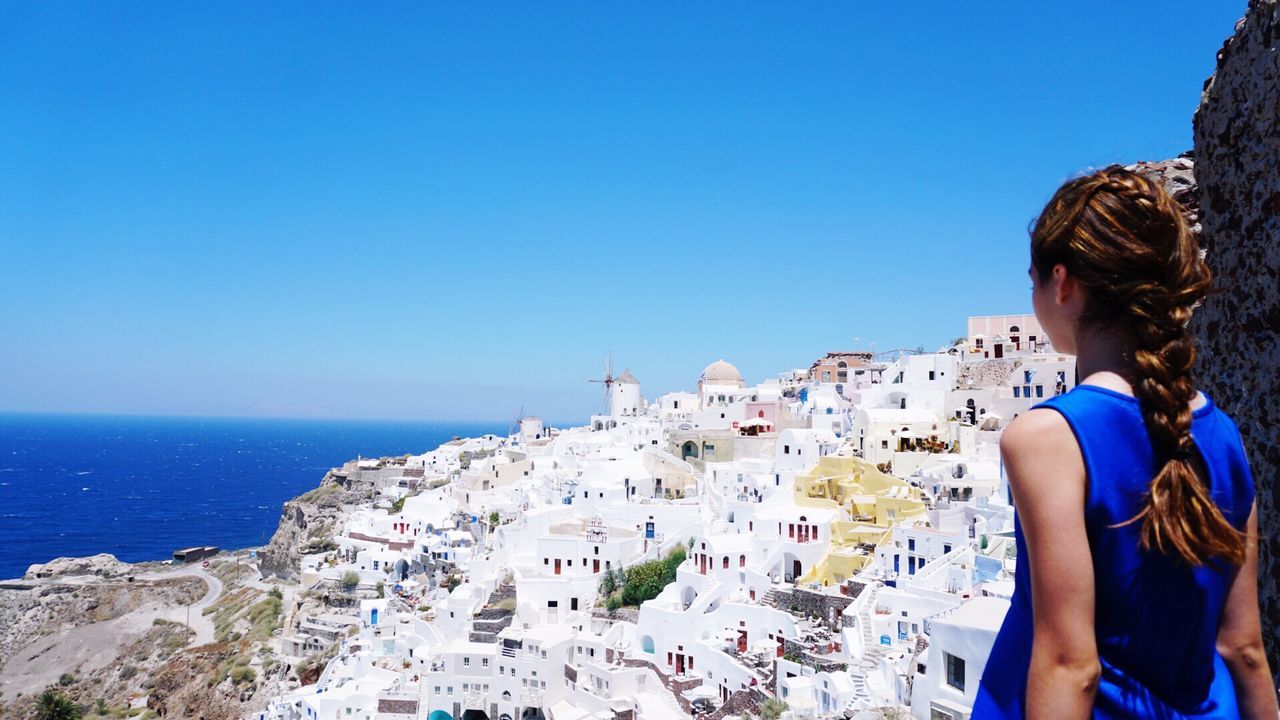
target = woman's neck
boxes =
[1073,324,1136,395]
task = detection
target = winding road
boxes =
[154,564,223,646]
[0,562,225,696]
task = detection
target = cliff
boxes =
[258,468,380,580]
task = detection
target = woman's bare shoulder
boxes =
[1000,407,1074,455]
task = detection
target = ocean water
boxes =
[0,413,508,580]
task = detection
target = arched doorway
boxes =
[641,635,655,654]
[783,552,802,582]
[681,441,699,460]
[395,558,409,581]
[461,711,489,720]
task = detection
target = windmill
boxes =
[510,405,525,438]
[588,352,614,415]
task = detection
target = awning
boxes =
[548,700,593,720]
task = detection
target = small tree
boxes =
[488,511,500,526]
[340,571,360,590]
[36,690,80,720]
[598,568,617,596]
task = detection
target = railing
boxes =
[463,690,486,709]
[922,605,959,637]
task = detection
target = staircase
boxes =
[761,587,782,609]
[850,583,889,707]
[468,584,516,643]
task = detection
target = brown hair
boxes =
[1030,164,1243,566]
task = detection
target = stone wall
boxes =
[707,687,770,720]
[1192,0,1280,683]
[790,587,854,629]
[782,637,847,673]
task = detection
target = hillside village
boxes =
[246,313,1069,720]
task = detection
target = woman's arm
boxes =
[1216,503,1279,719]
[1001,409,1100,720]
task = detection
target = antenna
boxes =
[587,351,614,415]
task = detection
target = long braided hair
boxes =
[1030,165,1244,566]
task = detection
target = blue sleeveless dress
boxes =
[972,384,1256,719]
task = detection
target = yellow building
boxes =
[792,457,927,586]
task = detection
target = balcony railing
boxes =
[463,690,486,709]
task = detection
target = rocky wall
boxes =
[1192,0,1280,683]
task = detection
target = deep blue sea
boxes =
[0,413,508,580]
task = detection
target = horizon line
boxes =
[0,408,584,427]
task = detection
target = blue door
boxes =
[645,522,655,539]
[370,608,379,626]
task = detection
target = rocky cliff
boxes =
[1192,0,1280,683]
[258,469,378,580]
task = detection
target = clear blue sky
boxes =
[0,2,1245,423]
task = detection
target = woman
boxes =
[972,166,1277,719]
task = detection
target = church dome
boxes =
[700,359,744,386]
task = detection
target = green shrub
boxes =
[618,547,685,607]
[57,673,75,687]
[35,690,80,720]
[230,665,256,684]
[340,571,360,590]
[760,697,787,720]
[246,595,283,641]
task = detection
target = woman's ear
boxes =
[1052,264,1076,307]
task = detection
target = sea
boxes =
[0,413,512,580]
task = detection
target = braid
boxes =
[1031,165,1244,566]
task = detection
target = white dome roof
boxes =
[700,359,744,386]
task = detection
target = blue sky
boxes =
[0,2,1245,422]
